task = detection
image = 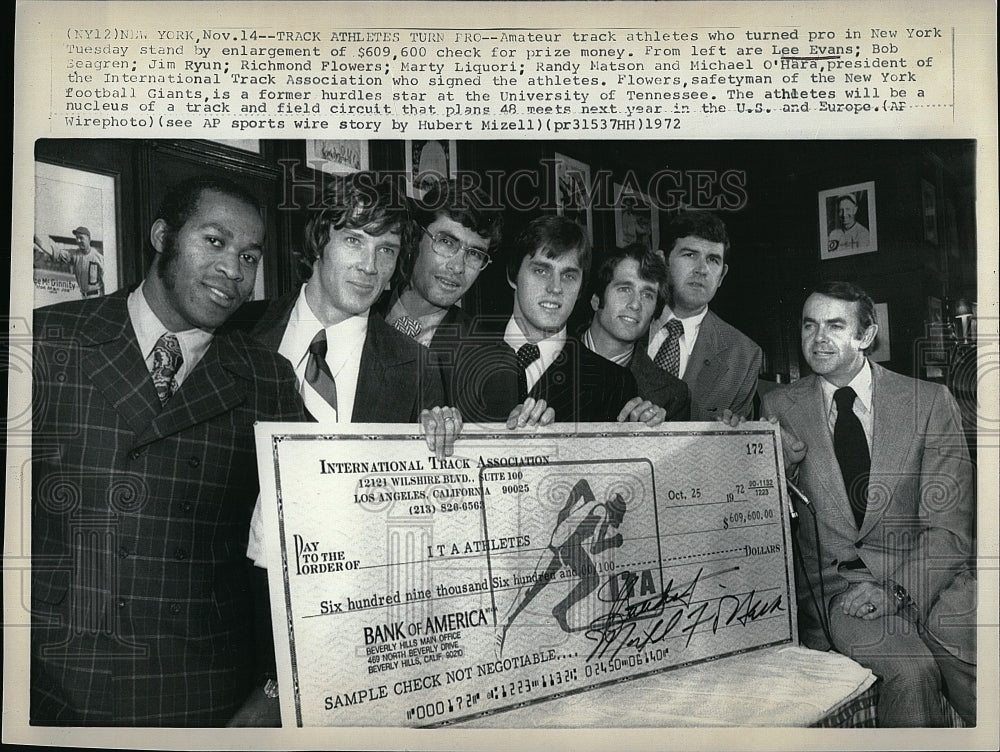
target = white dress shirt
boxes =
[819,359,875,448]
[504,317,567,392]
[277,284,368,423]
[127,282,213,388]
[248,285,368,567]
[646,307,708,379]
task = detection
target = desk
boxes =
[459,646,877,728]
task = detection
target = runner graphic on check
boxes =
[497,479,628,657]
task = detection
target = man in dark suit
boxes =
[582,243,690,421]
[234,171,449,427]
[762,281,976,726]
[456,216,663,426]
[231,173,459,724]
[378,179,502,347]
[646,211,761,421]
[31,176,306,725]
[375,179,503,405]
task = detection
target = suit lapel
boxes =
[861,363,910,535]
[788,376,858,530]
[137,334,248,446]
[684,311,722,389]
[78,293,162,438]
[353,314,416,421]
[251,292,297,352]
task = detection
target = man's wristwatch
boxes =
[886,580,918,622]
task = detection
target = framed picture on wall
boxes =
[614,183,659,250]
[306,139,370,175]
[818,180,877,260]
[34,161,118,308]
[202,139,262,155]
[404,139,457,198]
[554,152,594,242]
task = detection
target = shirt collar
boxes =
[386,291,449,346]
[127,281,214,361]
[582,328,633,366]
[504,316,567,362]
[653,305,709,341]
[819,358,873,414]
[280,284,368,369]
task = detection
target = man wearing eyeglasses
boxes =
[380,179,503,349]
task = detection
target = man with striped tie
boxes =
[645,210,761,421]
[236,171,454,435]
[31,176,306,725]
[233,172,464,724]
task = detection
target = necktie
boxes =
[833,386,870,528]
[151,333,183,406]
[653,319,685,376]
[392,315,423,339]
[305,329,338,415]
[516,343,541,402]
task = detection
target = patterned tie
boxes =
[516,343,541,402]
[392,315,423,339]
[653,319,685,376]
[305,329,338,415]
[151,333,183,406]
[833,387,870,528]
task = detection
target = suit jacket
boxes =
[373,291,474,407]
[31,290,305,726]
[762,363,975,655]
[453,320,638,424]
[237,291,445,422]
[682,310,762,421]
[630,335,692,421]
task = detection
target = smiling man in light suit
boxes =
[762,281,976,727]
[646,210,761,421]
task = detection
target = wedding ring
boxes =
[865,603,877,614]
[444,416,455,423]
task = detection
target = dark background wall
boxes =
[34,138,977,388]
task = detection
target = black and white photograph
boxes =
[405,138,458,198]
[305,138,370,175]
[7,0,997,748]
[613,182,659,250]
[554,151,594,242]
[21,137,981,734]
[33,160,118,308]
[819,181,877,260]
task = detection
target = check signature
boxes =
[583,567,784,662]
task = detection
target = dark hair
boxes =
[155,176,262,274]
[661,210,731,261]
[808,280,878,351]
[413,179,503,251]
[505,215,591,294]
[301,171,413,278]
[398,179,504,281]
[591,243,668,319]
[156,175,261,245]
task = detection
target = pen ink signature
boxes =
[583,567,784,662]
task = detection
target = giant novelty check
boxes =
[255,422,797,727]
